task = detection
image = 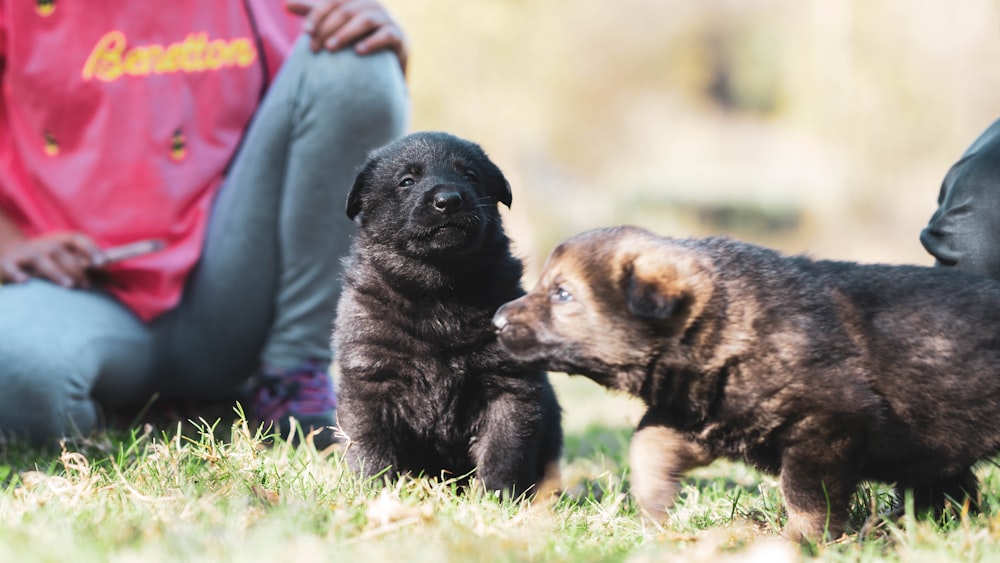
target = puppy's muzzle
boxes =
[493,301,544,360]
[493,301,528,343]
[492,307,510,333]
[493,300,524,334]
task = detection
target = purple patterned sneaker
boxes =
[247,360,339,449]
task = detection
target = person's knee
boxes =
[291,40,409,135]
[0,335,99,444]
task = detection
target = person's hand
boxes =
[0,232,105,288]
[286,0,409,74]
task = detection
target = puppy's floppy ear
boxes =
[625,272,687,321]
[489,176,514,209]
[622,249,712,326]
[480,154,513,209]
[347,156,379,220]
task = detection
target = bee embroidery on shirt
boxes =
[43,132,59,156]
[36,0,55,17]
[170,129,186,161]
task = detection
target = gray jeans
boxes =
[0,38,409,443]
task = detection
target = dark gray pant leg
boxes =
[152,38,408,398]
[0,281,153,441]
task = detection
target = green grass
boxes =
[2,375,1000,561]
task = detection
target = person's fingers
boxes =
[324,3,391,51]
[0,258,29,284]
[354,25,407,72]
[0,232,102,287]
[67,233,105,268]
[27,252,75,288]
[300,0,347,51]
[51,246,92,288]
[293,0,407,70]
[310,4,358,50]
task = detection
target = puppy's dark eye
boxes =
[399,177,415,187]
[462,171,477,182]
[551,286,573,303]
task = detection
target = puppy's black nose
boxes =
[433,191,463,214]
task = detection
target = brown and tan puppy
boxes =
[492,225,1000,541]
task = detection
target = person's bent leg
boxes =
[0,280,154,444]
[265,40,409,369]
[152,38,408,402]
[921,117,1000,279]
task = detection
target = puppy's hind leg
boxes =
[779,443,859,543]
[628,414,714,526]
[903,467,981,519]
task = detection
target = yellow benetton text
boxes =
[82,30,257,82]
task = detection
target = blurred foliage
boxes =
[385,0,1000,278]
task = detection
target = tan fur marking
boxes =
[629,423,714,523]
[782,507,838,543]
[627,239,716,328]
[525,461,563,515]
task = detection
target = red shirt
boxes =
[0,1,301,320]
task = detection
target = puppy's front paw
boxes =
[629,422,713,525]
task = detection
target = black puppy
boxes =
[333,132,562,498]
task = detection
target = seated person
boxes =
[0,0,410,447]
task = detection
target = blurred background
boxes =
[383,0,1000,282]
